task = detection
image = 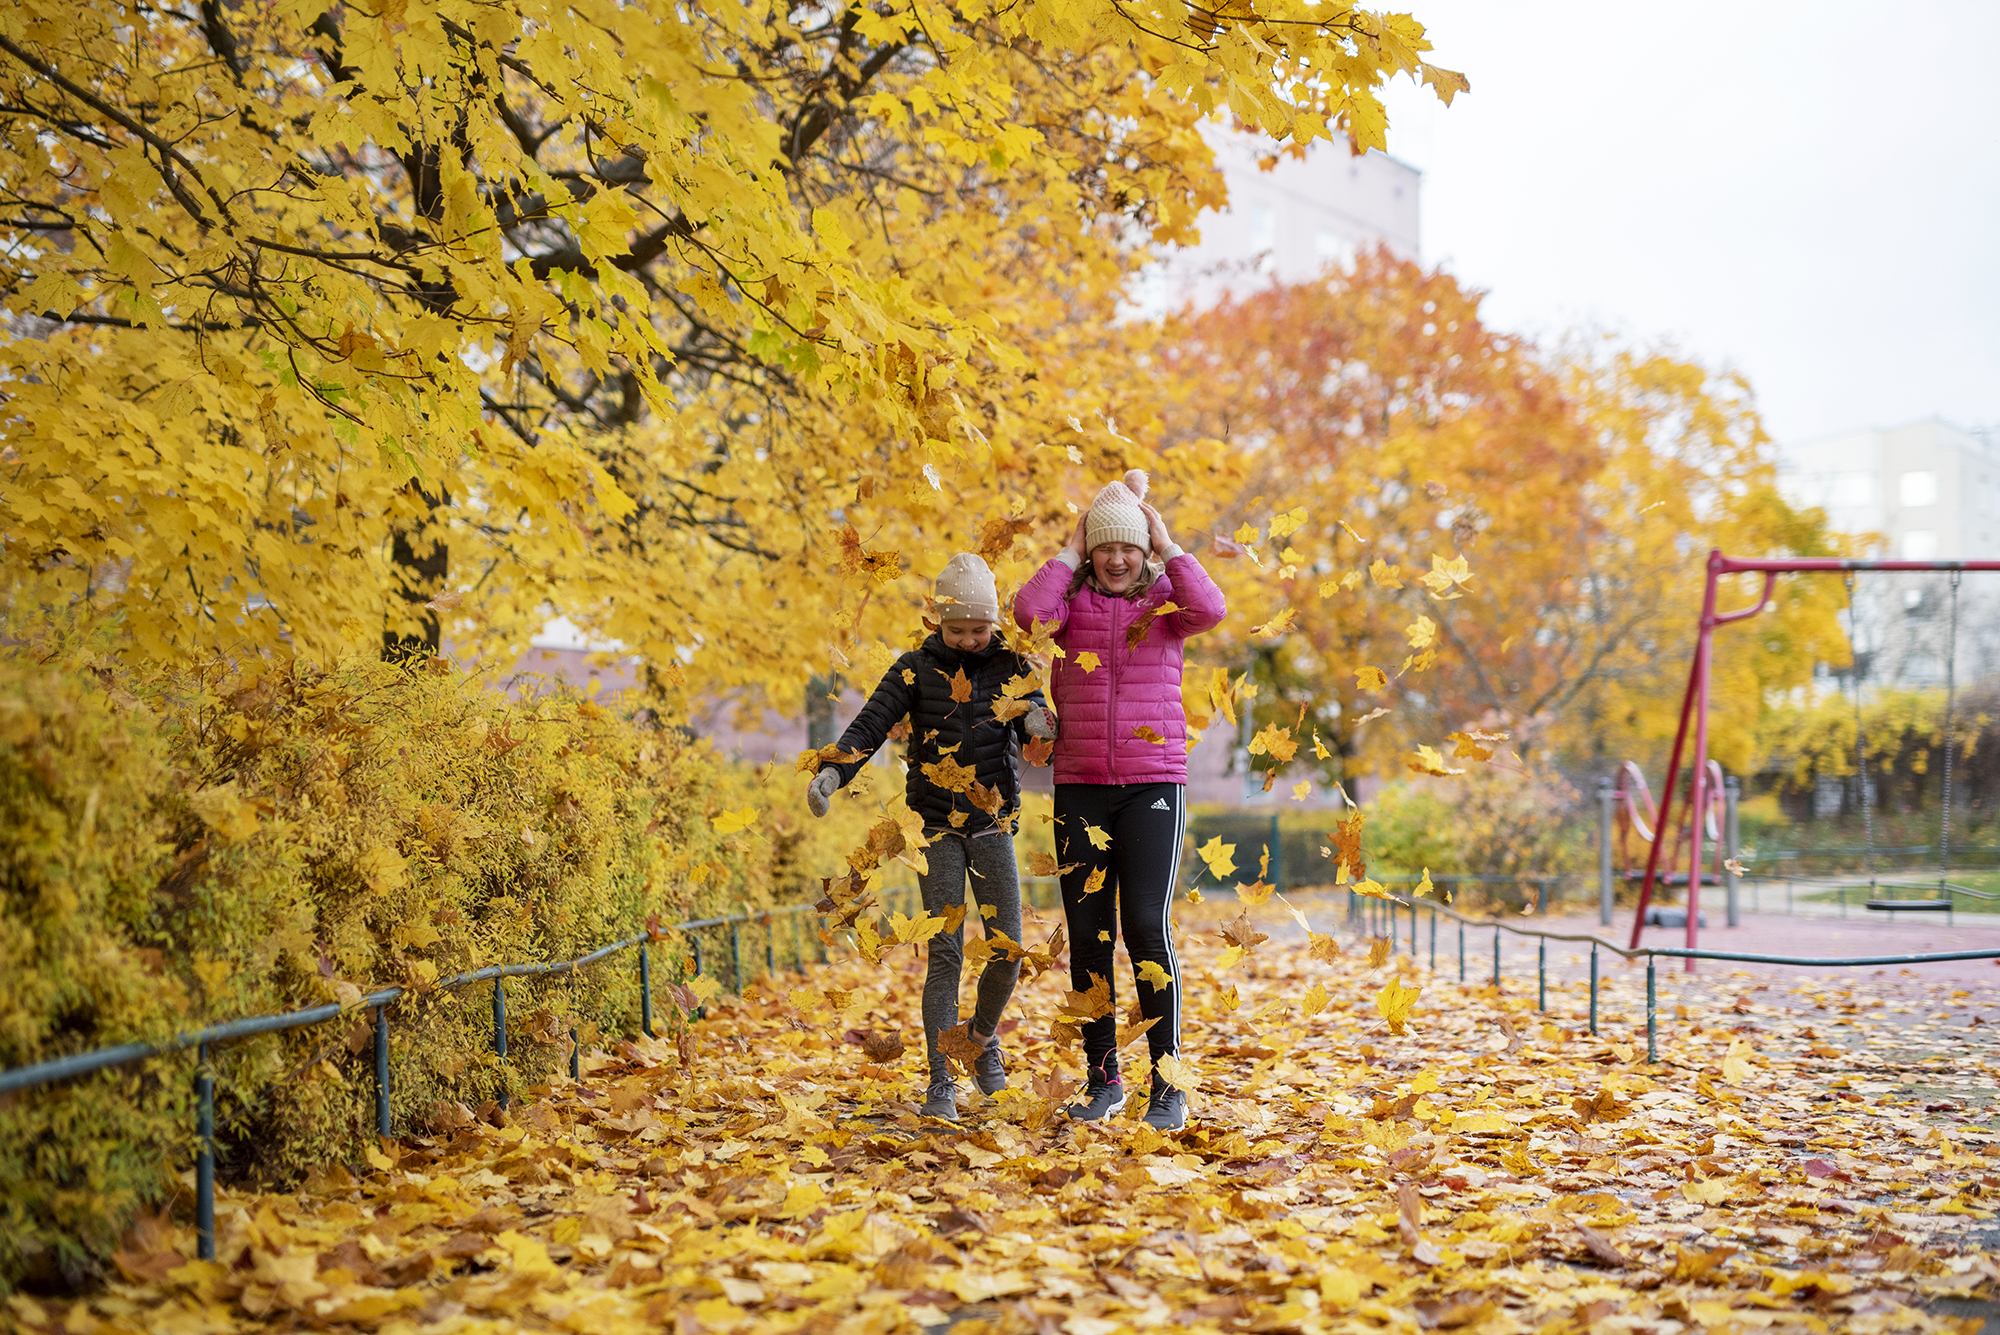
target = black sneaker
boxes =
[1143,1084,1187,1131]
[1066,1080,1127,1121]
[922,1079,961,1121]
[971,1030,1007,1096]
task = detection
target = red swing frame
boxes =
[1630,550,2000,968]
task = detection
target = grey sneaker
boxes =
[922,1079,961,1121]
[1142,1084,1187,1132]
[971,1030,1007,1096]
[1065,1080,1127,1121]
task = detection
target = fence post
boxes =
[1645,956,1658,1064]
[639,942,655,1038]
[1589,945,1599,1036]
[570,1026,581,1081]
[1537,939,1546,1012]
[765,917,776,980]
[729,916,743,992]
[1598,776,1616,926]
[1269,814,1282,892]
[1492,926,1501,988]
[1725,776,1742,927]
[1458,923,1465,983]
[1428,906,1436,971]
[372,1004,392,1138]
[493,977,509,1108]
[1409,900,1417,959]
[692,937,708,1021]
[195,1042,215,1261]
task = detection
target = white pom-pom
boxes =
[1122,468,1149,501]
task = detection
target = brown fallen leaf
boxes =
[1575,1222,1629,1268]
[855,1029,906,1064]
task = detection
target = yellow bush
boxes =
[0,646,861,1290]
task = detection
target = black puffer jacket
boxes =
[829,632,1048,834]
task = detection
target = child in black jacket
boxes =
[805,553,1053,1120]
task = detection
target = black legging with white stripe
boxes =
[1054,782,1184,1086]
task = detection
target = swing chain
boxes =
[1940,571,1962,886]
[1844,573,1876,888]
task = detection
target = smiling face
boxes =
[1091,542,1148,594]
[939,619,995,652]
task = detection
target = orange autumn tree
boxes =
[1154,249,1847,788]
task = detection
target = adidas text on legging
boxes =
[1054,782,1185,1084]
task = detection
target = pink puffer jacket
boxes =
[1012,552,1227,785]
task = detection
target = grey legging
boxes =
[918,831,1023,1082]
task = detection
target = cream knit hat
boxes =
[1084,469,1152,553]
[934,552,999,624]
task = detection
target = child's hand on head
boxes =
[1068,514,1090,560]
[1141,502,1172,555]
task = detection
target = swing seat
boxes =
[1865,899,1952,913]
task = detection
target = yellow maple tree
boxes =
[0,0,1464,704]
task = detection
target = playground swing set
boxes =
[1626,549,2000,968]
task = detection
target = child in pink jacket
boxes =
[1013,470,1226,1130]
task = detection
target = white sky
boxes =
[1375,0,2000,450]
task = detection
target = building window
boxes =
[1900,470,1937,507]
[1902,530,1938,560]
[1249,205,1276,253]
[1315,229,1356,270]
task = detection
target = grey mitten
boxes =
[1024,705,1057,741]
[806,768,840,817]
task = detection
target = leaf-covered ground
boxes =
[13,896,2000,1335]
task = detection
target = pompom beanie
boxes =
[1084,469,1152,553]
[934,552,1000,624]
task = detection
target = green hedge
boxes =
[0,644,868,1291]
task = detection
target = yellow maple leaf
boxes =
[1132,725,1168,744]
[1234,520,1263,544]
[1406,745,1464,777]
[1366,937,1392,969]
[1251,607,1297,638]
[1355,665,1388,692]
[710,806,759,835]
[1082,865,1107,895]
[1290,779,1312,801]
[1247,722,1298,763]
[1153,1052,1198,1093]
[1136,959,1175,992]
[1267,505,1308,539]
[1353,878,1395,901]
[1405,615,1438,650]
[1236,878,1277,906]
[1075,651,1101,673]
[1369,558,1402,589]
[921,756,979,791]
[1197,837,1237,879]
[1301,980,1329,1019]
[1377,977,1422,1035]
[1419,553,1474,599]
[1083,822,1111,850]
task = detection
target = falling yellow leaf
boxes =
[1083,822,1111,850]
[1082,865,1107,896]
[1075,651,1101,673]
[1377,977,1422,1034]
[1251,607,1297,637]
[1355,666,1388,692]
[1290,779,1312,801]
[710,806,759,835]
[1300,980,1329,1019]
[1267,506,1308,539]
[1369,558,1402,589]
[1404,615,1438,650]
[1406,745,1464,778]
[1132,725,1168,744]
[1136,959,1175,992]
[1153,1052,1198,1093]
[1197,836,1237,879]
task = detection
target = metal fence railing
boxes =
[0,897,874,1261]
[10,870,1997,1269]
[1333,886,2000,1069]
